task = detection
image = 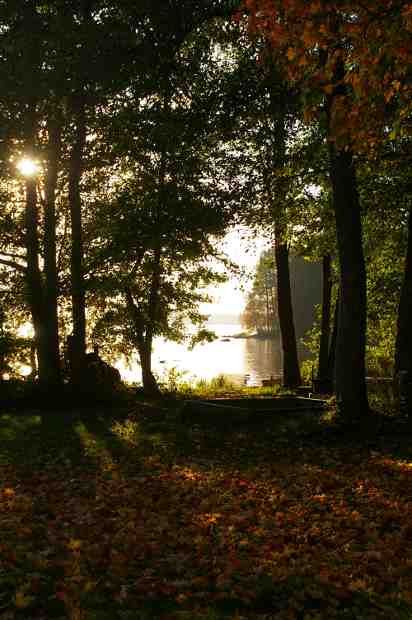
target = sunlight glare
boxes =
[17,323,34,338]
[17,158,39,177]
[19,365,32,377]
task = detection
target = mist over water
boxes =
[118,323,288,387]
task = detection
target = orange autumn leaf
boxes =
[14,590,33,609]
[67,538,82,551]
[286,47,296,61]
[246,0,412,152]
[309,1,321,13]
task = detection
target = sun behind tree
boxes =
[16,158,39,177]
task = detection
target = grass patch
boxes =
[159,371,282,400]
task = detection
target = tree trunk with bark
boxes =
[394,205,412,412]
[329,144,368,418]
[139,341,161,396]
[18,6,62,390]
[43,112,62,386]
[25,176,48,383]
[267,82,301,388]
[68,94,87,385]
[23,106,57,388]
[316,254,333,392]
[324,49,369,419]
[143,249,162,395]
[125,282,162,398]
[328,290,339,388]
[275,233,301,388]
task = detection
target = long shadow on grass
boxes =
[2,404,412,618]
[77,408,141,471]
[65,404,412,619]
[0,409,89,472]
[0,409,103,618]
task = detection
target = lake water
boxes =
[117,323,286,387]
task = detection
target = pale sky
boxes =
[200,227,269,317]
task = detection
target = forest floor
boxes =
[1,392,412,619]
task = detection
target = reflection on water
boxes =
[118,323,292,386]
[243,338,283,385]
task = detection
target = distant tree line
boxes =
[241,250,322,350]
[241,249,278,338]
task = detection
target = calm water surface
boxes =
[118,323,286,386]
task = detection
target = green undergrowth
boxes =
[159,372,283,400]
[155,368,286,400]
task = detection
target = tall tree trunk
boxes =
[141,247,162,396]
[267,82,301,388]
[275,233,301,388]
[265,284,271,334]
[20,6,60,390]
[23,106,52,387]
[328,290,339,389]
[139,340,161,397]
[25,175,47,382]
[125,285,162,397]
[29,342,37,380]
[394,205,412,411]
[316,254,333,392]
[0,309,5,379]
[324,48,368,419]
[68,94,87,384]
[43,112,62,386]
[270,283,277,334]
[329,144,368,418]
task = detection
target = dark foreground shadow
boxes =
[2,396,412,619]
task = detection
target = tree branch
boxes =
[0,257,27,273]
[0,251,27,262]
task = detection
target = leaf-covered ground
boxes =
[1,402,412,619]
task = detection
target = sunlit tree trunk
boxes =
[43,111,62,386]
[139,342,161,396]
[29,342,37,380]
[125,278,162,398]
[23,105,55,387]
[21,5,58,389]
[25,177,56,386]
[23,118,61,389]
[68,94,87,384]
[25,173,44,373]
[0,309,5,379]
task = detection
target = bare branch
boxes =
[0,257,26,273]
[0,251,27,262]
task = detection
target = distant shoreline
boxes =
[227,332,279,340]
[206,314,241,326]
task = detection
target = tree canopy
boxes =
[0,0,411,417]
